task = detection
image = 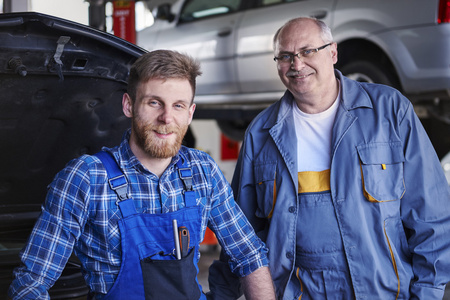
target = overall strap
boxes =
[94,151,136,217]
[95,150,196,213]
[176,156,197,207]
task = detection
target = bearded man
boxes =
[9,50,275,300]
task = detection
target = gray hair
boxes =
[273,17,333,50]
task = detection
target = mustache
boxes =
[286,70,310,77]
[151,124,179,134]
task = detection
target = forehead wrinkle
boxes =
[279,43,317,54]
[277,35,317,52]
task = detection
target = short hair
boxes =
[127,50,202,103]
[273,17,333,51]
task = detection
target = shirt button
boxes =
[286,252,294,260]
[288,206,296,213]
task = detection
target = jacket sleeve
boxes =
[231,135,270,239]
[399,102,450,299]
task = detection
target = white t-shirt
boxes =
[293,87,340,172]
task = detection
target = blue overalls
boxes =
[94,151,206,300]
[291,171,353,299]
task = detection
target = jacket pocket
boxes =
[383,217,414,298]
[357,142,405,202]
[254,161,277,218]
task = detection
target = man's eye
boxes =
[302,49,314,56]
[280,54,292,61]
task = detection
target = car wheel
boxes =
[340,60,400,89]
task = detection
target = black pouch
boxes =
[141,248,201,299]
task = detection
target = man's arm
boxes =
[241,266,275,300]
[399,102,450,298]
[204,150,273,299]
[8,159,90,299]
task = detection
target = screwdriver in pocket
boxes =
[178,226,190,258]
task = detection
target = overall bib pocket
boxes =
[296,192,343,255]
[141,248,201,300]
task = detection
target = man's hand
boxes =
[241,266,276,300]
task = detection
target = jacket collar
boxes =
[261,90,293,130]
[336,69,373,111]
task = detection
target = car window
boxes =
[259,0,301,6]
[261,0,282,5]
[179,0,242,23]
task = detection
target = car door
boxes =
[139,0,245,96]
[236,0,335,93]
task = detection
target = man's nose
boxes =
[158,107,173,124]
[290,55,305,69]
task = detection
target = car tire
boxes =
[340,60,400,89]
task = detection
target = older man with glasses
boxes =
[210,17,450,300]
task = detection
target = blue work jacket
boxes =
[232,70,450,299]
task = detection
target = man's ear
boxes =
[122,93,133,118]
[331,42,338,64]
[188,103,196,124]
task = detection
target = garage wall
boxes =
[31,0,89,24]
[190,120,239,183]
[3,0,89,24]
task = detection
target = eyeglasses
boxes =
[273,43,333,64]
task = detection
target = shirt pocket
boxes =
[254,161,277,218]
[357,142,405,202]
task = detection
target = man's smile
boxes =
[286,70,313,79]
[154,130,174,138]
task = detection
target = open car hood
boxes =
[0,12,146,298]
[0,12,145,236]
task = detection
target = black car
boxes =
[0,12,145,298]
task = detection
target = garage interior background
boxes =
[2,1,450,299]
[1,0,240,297]
[1,0,240,183]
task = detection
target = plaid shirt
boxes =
[9,130,269,299]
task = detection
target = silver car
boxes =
[137,0,450,150]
